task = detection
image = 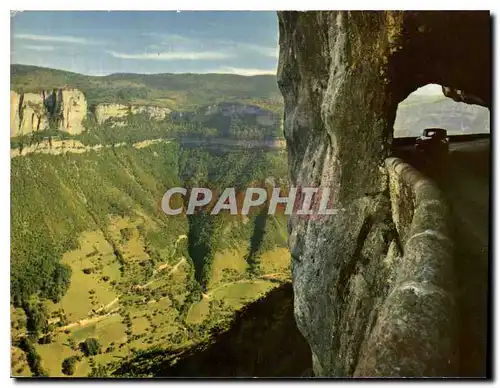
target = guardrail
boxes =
[392,133,489,147]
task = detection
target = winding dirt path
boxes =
[57,310,120,332]
[135,257,187,290]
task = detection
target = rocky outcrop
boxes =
[10,89,172,136]
[171,101,281,140]
[10,89,87,136]
[58,89,87,134]
[11,139,90,158]
[10,138,138,158]
[94,104,129,124]
[277,11,490,377]
[16,92,49,135]
[131,105,170,121]
[10,91,20,137]
[94,103,171,125]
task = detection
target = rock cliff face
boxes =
[94,103,171,125]
[59,89,88,134]
[10,90,172,137]
[94,104,129,124]
[277,11,490,376]
[12,92,49,136]
[10,89,87,136]
[10,91,20,137]
[131,105,170,121]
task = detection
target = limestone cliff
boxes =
[10,89,87,137]
[58,89,88,134]
[131,105,170,120]
[94,104,129,124]
[16,92,49,135]
[277,11,490,377]
[10,91,20,137]
[10,90,173,136]
[94,103,171,125]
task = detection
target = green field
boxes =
[12,213,290,376]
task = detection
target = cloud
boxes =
[255,46,279,58]
[108,50,234,61]
[142,33,195,45]
[142,33,278,59]
[236,43,278,58]
[22,44,56,51]
[14,33,96,45]
[209,66,276,76]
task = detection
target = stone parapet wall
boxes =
[353,157,457,376]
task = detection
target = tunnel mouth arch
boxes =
[391,83,490,165]
[393,83,490,140]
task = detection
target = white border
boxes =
[2,1,499,10]
[2,2,498,388]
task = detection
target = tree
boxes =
[79,338,101,357]
[24,302,48,336]
[61,356,78,376]
[38,333,53,345]
[88,363,108,377]
[17,337,48,377]
[44,262,72,303]
[68,337,78,351]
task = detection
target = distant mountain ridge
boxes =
[11,64,282,111]
[394,93,490,137]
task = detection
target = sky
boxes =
[10,11,279,76]
[412,84,443,96]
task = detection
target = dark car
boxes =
[415,128,450,155]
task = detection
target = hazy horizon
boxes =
[10,62,278,77]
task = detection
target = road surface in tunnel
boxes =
[394,138,490,377]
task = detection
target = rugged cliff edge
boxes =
[277,11,490,376]
[94,104,171,125]
[10,90,173,137]
[10,89,87,136]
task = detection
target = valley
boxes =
[11,141,290,377]
[10,66,291,377]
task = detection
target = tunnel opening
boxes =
[391,83,490,177]
[391,83,490,377]
[393,83,489,141]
